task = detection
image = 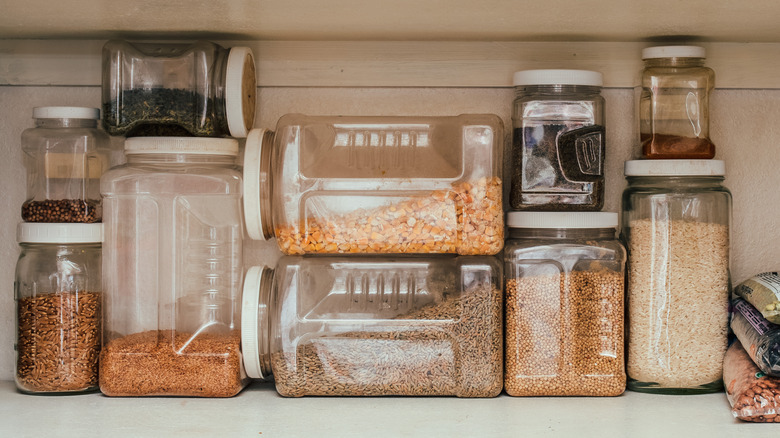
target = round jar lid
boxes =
[33,106,99,120]
[624,159,725,176]
[642,45,706,59]
[17,222,103,244]
[507,212,618,229]
[224,46,257,138]
[241,265,267,380]
[242,129,268,241]
[513,69,603,87]
[124,137,239,155]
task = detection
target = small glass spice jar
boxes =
[100,137,246,397]
[102,40,256,137]
[503,212,626,396]
[243,114,504,255]
[639,46,715,159]
[241,256,503,397]
[21,107,110,223]
[14,222,103,394]
[622,160,731,394]
[510,69,606,211]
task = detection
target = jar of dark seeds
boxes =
[21,107,110,223]
[504,212,626,396]
[102,40,256,137]
[14,222,103,394]
[510,70,605,211]
[241,256,504,397]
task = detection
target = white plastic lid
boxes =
[513,69,603,87]
[624,159,725,176]
[243,129,267,241]
[17,222,103,244]
[507,212,618,229]
[124,137,239,155]
[225,46,257,138]
[642,45,706,60]
[241,266,266,380]
[33,106,99,120]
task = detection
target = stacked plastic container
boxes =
[99,40,256,397]
[240,114,506,397]
[504,69,627,396]
[13,106,112,394]
[622,46,731,394]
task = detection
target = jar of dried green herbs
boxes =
[102,40,256,138]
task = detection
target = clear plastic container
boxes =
[622,160,731,394]
[241,256,503,397]
[503,212,626,396]
[102,40,256,137]
[22,107,110,223]
[100,137,246,397]
[639,46,715,159]
[242,114,505,255]
[14,223,103,394]
[510,70,605,211]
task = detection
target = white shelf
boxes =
[0,380,775,436]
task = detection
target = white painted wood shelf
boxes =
[0,380,774,437]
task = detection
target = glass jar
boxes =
[241,256,503,397]
[503,212,626,396]
[14,222,103,394]
[100,137,246,397]
[622,160,731,394]
[510,69,605,211]
[102,40,256,137]
[242,114,504,255]
[21,107,110,223]
[639,46,715,159]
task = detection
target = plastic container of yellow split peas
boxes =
[242,114,505,255]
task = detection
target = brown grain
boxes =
[275,177,503,255]
[271,285,503,397]
[99,330,244,397]
[504,270,625,396]
[724,341,780,422]
[16,291,101,393]
[22,199,101,223]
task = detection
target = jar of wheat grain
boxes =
[240,256,503,397]
[622,160,731,394]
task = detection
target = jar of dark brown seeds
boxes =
[14,222,103,394]
[504,212,626,396]
[241,256,504,397]
[22,107,110,223]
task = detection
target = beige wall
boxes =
[1,85,778,380]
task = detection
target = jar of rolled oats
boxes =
[242,114,505,255]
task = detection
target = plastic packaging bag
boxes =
[723,341,780,422]
[731,298,780,377]
[734,272,780,324]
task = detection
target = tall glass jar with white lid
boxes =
[21,107,110,223]
[100,137,246,397]
[622,159,731,394]
[510,69,606,211]
[14,222,103,394]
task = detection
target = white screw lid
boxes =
[507,212,618,229]
[642,45,706,59]
[17,222,103,244]
[513,69,603,87]
[624,159,725,176]
[124,137,239,155]
[225,46,257,138]
[243,129,268,241]
[33,107,99,120]
[241,266,267,380]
